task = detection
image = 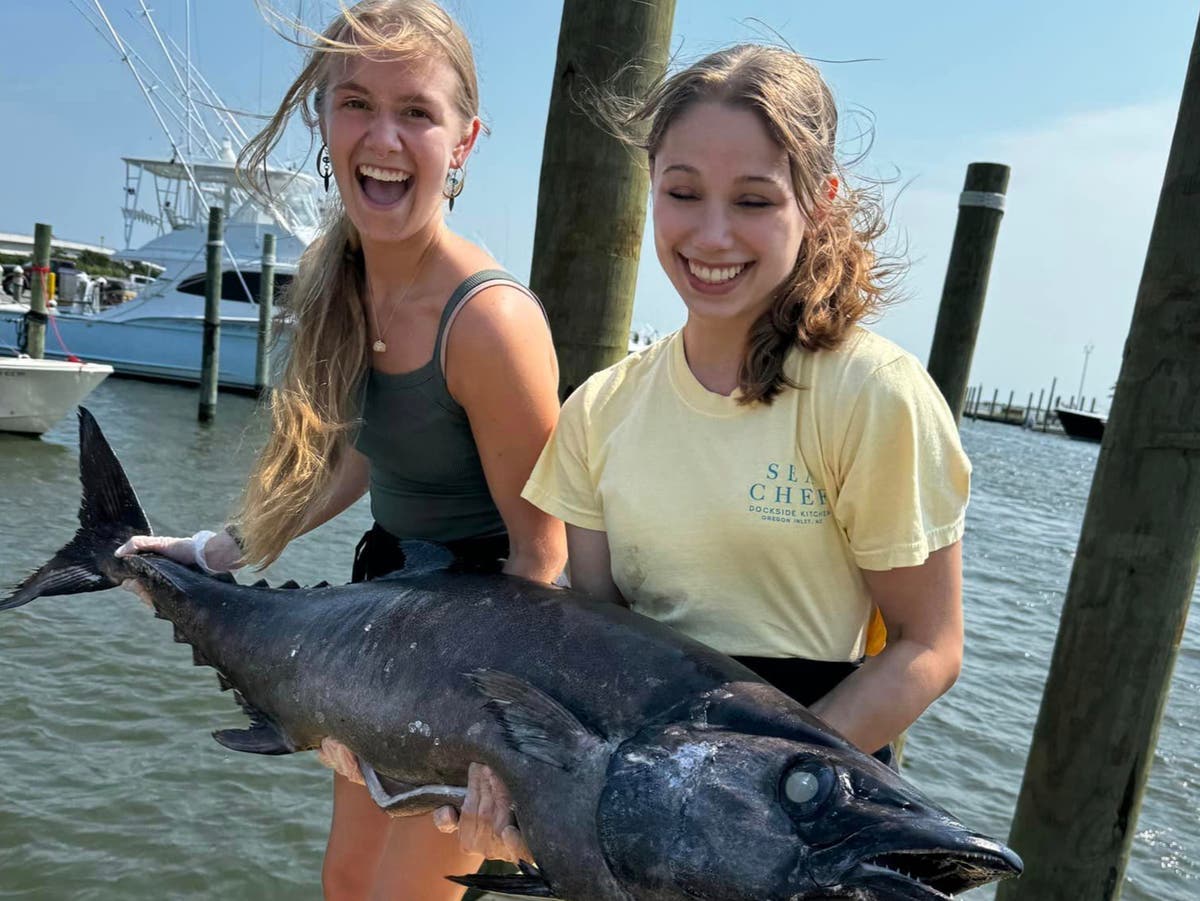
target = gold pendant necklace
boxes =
[372,233,439,354]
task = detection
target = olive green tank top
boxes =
[354,270,546,542]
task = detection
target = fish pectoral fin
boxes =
[212,721,294,755]
[212,724,294,758]
[447,862,557,898]
[211,692,295,755]
[357,756,468,816]
[468,669,601,770]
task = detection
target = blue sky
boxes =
[2,0,1196,403]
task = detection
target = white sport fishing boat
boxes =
[0,355,113,436]
[0,2,322,391]
[0,146,319,391]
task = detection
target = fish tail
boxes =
[2,407,150,611]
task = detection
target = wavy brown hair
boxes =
[604,44,900,404]
[233,0,480,566]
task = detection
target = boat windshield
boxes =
[176,269,295,304]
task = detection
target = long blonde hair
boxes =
[235,0,480,566]
[606,44,900,404]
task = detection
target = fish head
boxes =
[597,721,1021,900]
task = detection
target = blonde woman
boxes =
[521,44,969,768]
[118,2,562,898]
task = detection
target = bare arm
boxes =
[446,286,566,584]
[809,542,964,753]
[296,443,371,536]
[117,444,371,571]
[565,524,628,606]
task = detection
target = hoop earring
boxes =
[444,167,465,211]
[316,143,333,192]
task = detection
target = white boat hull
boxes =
[0,295,284,392]
[0,357,113,435]
[2,312,266,390]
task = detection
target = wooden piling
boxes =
[990,388,999,417]
[26,223,52,359]
[198,207,223,423]
[926,163,1011,422]
[1042,378,1057,432]
[999,15,1200,899]
[255,233,275,396]
[529,0,677,398]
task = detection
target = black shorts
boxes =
[351,522,509,583]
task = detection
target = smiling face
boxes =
[321,53,479,245]
[651,101,808,331]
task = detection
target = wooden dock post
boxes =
[529,0,677,398]
[999,16,1200,899]
[255,233,276,396]
[1042,377,1057,432]
[25,223,52,360]
[926,163,1011,422]
[198,206,223,423]
[990,388,999,418]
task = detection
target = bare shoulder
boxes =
[448,282,550,354]
[443,282,556,397]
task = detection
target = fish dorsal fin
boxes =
[250,579,270,588]
[447,861,557,898]
[468,669,601,770]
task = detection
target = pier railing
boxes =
[960,385,1103,433]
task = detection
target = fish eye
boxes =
[780,763,834,818]
[785,770,820,803]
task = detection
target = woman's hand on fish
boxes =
[315,737,365,786]
[434,762,533,863]
[115,529,241,573]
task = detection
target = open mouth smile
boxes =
[356,163,413,208]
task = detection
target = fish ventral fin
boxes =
[211,691,295,755]
[467,669,600,770]
[447,861,557,898]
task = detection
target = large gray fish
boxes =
[4,410,1021,900]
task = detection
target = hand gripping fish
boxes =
[4,410,1022,900]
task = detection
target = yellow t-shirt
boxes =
[521,327,970,661]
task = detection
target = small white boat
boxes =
[0,356,113,436]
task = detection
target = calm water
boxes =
[0,379,1196,900]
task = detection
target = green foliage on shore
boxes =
[0,249,156,278]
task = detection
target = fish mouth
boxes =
[847,845,1024,899]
